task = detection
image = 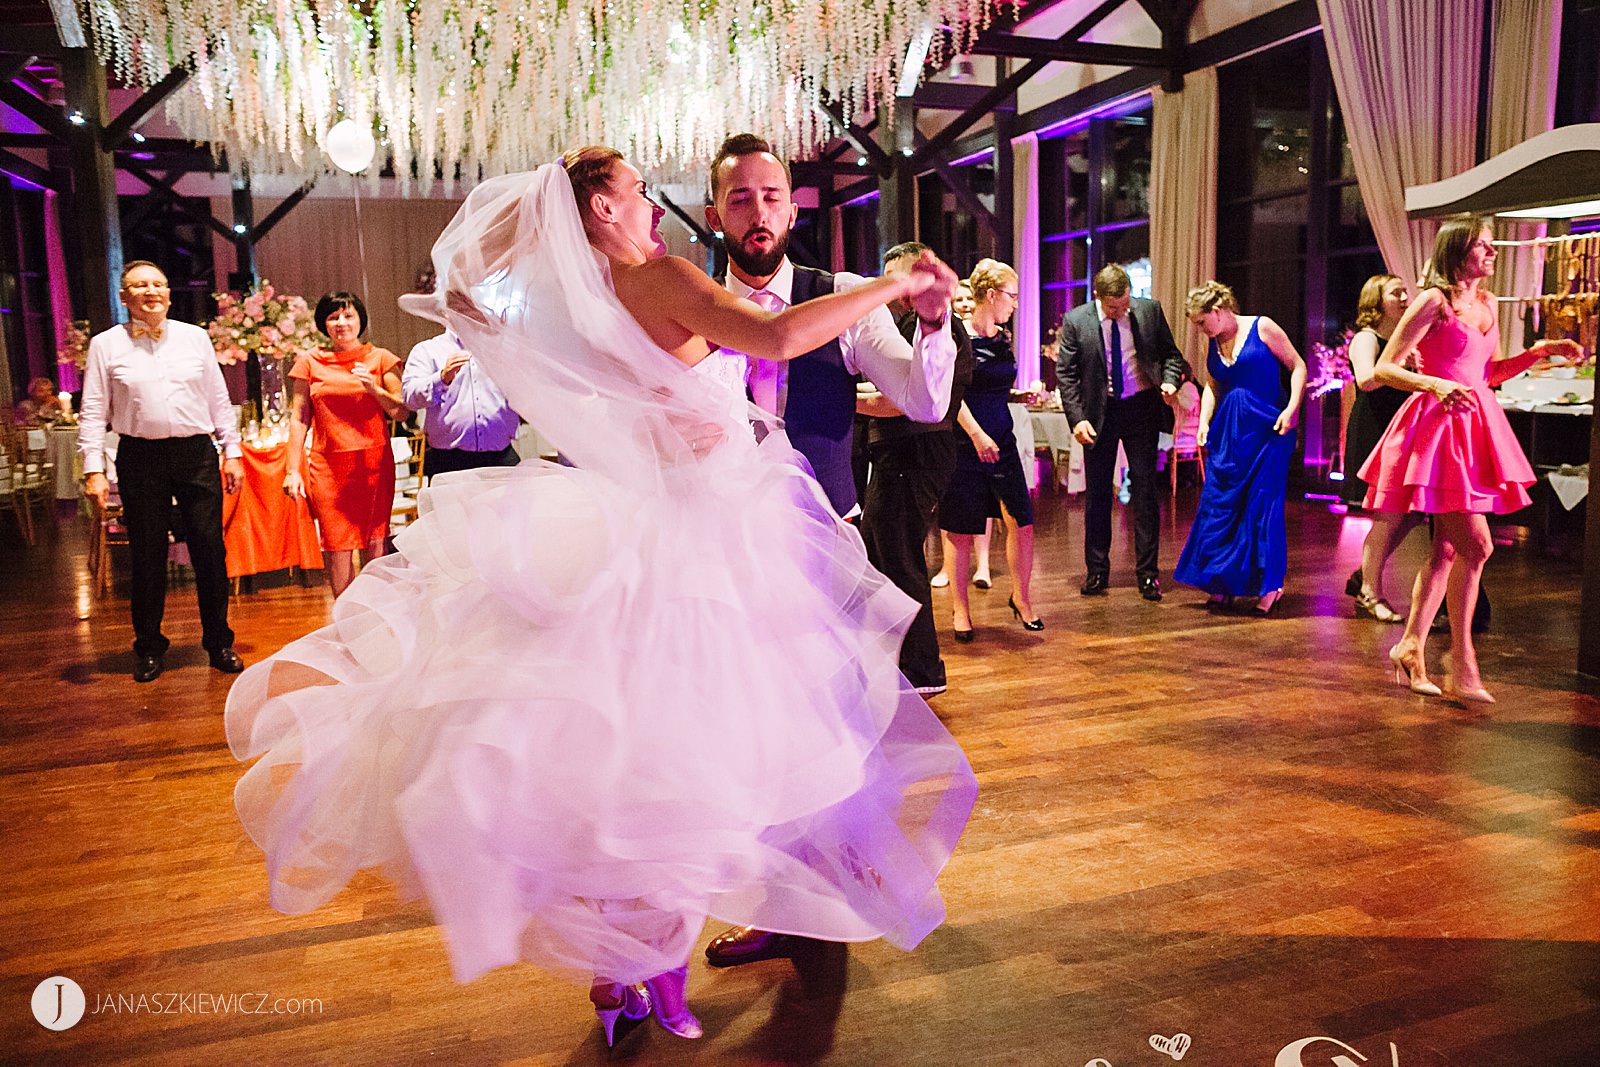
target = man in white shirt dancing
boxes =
[79,261,246,682]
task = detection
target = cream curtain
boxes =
[213,193,465,359]
[1149,67,1219,378]
[1317,0,1485,284]
[1010,130,1042,389]
[1488,0,1563,349]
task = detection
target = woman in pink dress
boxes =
[1360,214,1584,703]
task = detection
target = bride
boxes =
[224,148,977,1047]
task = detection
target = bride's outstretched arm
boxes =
[615,254,951,365]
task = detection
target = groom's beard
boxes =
[723,227,791,279]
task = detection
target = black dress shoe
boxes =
[133,655,163,683]
[209,648,246,673]
[704,926,812,968]
[1079,574,1109,597]
[952,627,975,644]
[1138,577,1162,602]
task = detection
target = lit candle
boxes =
[58,391,72,415]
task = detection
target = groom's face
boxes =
[707,152,798,281]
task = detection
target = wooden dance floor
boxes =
[4,488,1599,1065]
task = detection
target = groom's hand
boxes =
[906,252,959,324]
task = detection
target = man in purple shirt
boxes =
[401,331,521,479]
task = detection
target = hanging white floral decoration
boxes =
[83,0,1002,191]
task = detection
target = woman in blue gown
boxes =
[1174,281,1307,614]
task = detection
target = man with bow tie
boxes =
[79,260,247,682]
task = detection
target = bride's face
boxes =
[605,161,668,259]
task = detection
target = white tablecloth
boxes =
[1548,465,1590,510]
[47,427,79,499]
[1030,410,1086,492]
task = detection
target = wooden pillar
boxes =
[229,170,258,289]
[994,59,1016,264]
[228,170,263,414]
[59,47,121,333]
[876,105,917,264]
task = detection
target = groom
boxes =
[701,133,959,968]
[704,133,958,519]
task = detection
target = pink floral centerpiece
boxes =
[206,281,322,367]
[1307,328,1355,400]
[55,318,91,394]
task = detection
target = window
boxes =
[1218,36,1383,352]
[1218,35,1386,484]
[1038,105,1154,340]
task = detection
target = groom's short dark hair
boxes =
[709,134,791,200]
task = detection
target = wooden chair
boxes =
[0,426,56,545]
[1167,381,1205,496]
[391,433,426,529]
[89,500,130,596]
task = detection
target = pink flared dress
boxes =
[1358,308,1534,514]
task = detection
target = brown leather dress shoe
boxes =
[704,926,810,968]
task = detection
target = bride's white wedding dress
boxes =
[223,164,976,986]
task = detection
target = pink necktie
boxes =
[746,290,786,412]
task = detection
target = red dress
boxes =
[1358,301,1534,514]
[289,344,401,550]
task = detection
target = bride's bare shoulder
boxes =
[618,255,711,289]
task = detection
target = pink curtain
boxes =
[44,191,78,391]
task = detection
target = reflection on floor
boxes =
[3,490,1598,1065]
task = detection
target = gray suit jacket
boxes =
[1055,298,1187,435]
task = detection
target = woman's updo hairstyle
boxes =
[1184,280,1238,317]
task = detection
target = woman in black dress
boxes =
[1341,273,1419,621]
[938,259,1043,640]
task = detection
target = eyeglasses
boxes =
[998,290,1020,300]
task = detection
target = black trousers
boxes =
[1083,388,1163,581]
[423,443,520,480]
[116,435,233,658]
[861,431,957,689]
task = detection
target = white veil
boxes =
[398,164,750,489]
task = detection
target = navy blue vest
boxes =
[783,266,857,514]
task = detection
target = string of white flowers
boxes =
[82,0,1003,193]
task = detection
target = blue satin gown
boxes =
[1174,317,1293,596]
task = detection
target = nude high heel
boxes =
[1441,659,1496,705]
[1443,678,1496,705]
[643,966,702,1039]
[1388,644,1441,697]
[591,982,651,1048]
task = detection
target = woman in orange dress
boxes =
[283,292,405,596]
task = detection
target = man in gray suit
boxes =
[1055,264,1188,601]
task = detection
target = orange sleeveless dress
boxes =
[289,344,400,550]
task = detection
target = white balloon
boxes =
[324,119,376,174]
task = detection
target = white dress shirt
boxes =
[723,257,955,421]
[401,332,520,452]
[1097,303,1151,399]
[78,319,242,475]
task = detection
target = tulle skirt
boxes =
[1359,385,1534,514]
[224,440,976,985]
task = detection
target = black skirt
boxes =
[1342,384,1409,504]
